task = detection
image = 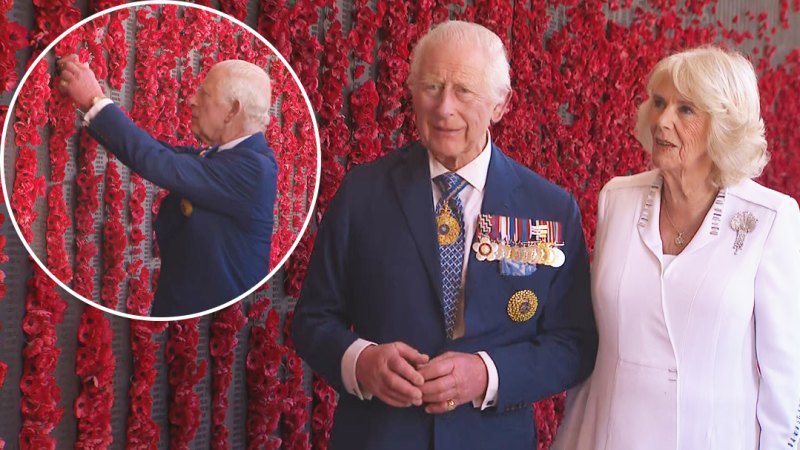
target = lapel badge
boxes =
[472,236,499,261]
[507,290,538,322]
[180,197,193,218]
[730,211,757,255]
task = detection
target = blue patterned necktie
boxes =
[199,145,219,158]
[434,172,468,339]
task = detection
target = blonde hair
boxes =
[408,20,511,103]
[635,46,769,187]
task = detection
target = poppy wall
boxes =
[0,0,799,449]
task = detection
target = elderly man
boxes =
[58,56,278,317]
[293,21,597,449]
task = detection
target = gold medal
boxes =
[537,242,551,264]
[544,246,556,265]
[498,242,510,259]
[437,203,460,246]
[521,246,532,263]
[180,198,193,217]
[507,290,538,322]
[509,244,521,262]
[527,245,540,264]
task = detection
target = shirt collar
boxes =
[428,130,492,193]
[218,133,259,151]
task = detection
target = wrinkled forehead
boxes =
[415,40,490,82]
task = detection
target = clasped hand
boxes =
[355,342,488,413]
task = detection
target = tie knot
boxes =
[200,145,219,158]
[434,172,465,197]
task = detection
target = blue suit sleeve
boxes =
[87,104,273,218]
[168,142,202,155]
[292,174,361,391]
[487,197,598,413]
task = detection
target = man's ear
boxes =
[490,89,513,124]
[226,99,241,123]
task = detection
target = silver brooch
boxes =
[730,211,757,255]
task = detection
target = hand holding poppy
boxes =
[56,54,104,112]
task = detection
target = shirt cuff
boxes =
[341,338,376,400]
[82,97,114,126]
[472,351,498,410]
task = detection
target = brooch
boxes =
[507,290,538,323]
[180,198,193,217]
[730,211,757,255]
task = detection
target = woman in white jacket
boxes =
[553,46,800,450]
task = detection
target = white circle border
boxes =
[0,0,322,322]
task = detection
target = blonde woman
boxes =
[553,46,800,449]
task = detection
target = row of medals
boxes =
[438,203,566,268]
[476,236,566,267]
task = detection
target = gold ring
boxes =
[446,399,456,411]
[59,79,68,87]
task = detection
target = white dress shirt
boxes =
[82,97,114,125]
[342,133,499,410]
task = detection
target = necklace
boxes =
[662,199,686,247]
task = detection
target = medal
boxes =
[498,241,511,259]
[550,246,565,267]
[472,236,499,261]
[435,177,469,246]
[525,245,539,264]
[509,244,522,262]
[537,242,552,265]
[507,290,538,322]
[437,203,460,246]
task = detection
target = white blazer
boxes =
[553,170,800,450]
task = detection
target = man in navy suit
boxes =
[293,21,597,449]
[58,56,278,318]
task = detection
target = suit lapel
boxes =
[390,143,443,303]
[679,188,727,256]
[462,145,521,337]
[480,144,517,215]
[636,173,665,261]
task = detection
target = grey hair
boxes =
[635,46,769,187]
[212,59,272,128]
[408,20,511,103]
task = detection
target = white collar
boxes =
[218,133,258,151]
[428,131,492,192]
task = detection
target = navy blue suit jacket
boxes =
[87,104,277,317]
[293,142,597,450]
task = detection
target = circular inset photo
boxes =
[0,1,320,320]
